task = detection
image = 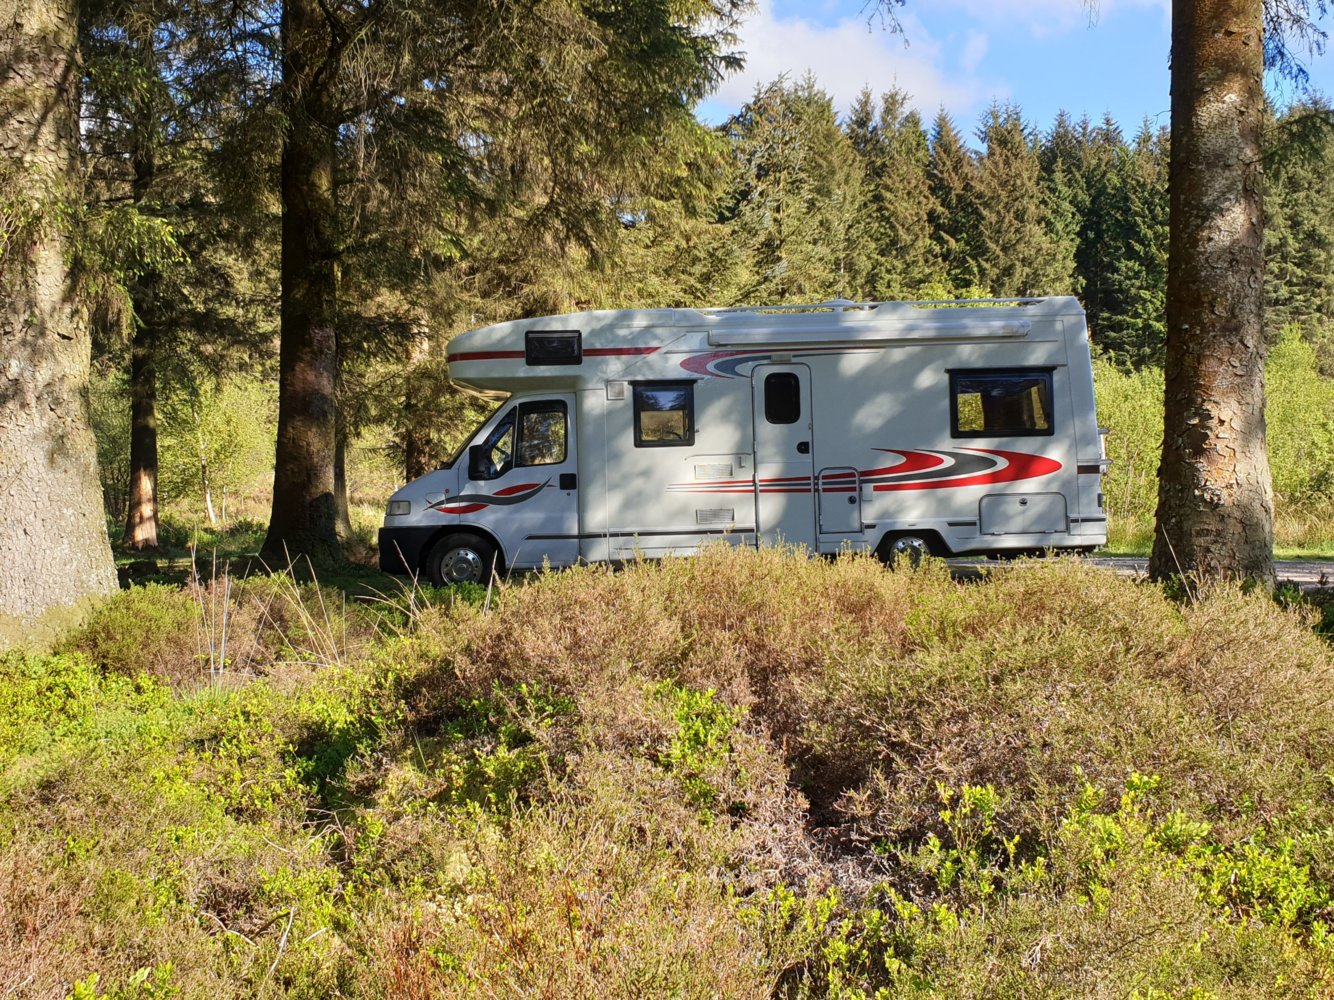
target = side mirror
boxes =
[469,444,488,481]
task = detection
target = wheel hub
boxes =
[442,547,484,583]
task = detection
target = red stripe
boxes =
[448,347,659,363]
[495,482,542,496]
[440,502,486,514]
[869,449,950,477]
[447,350,524,362]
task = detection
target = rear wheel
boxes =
[425,533,497,586]
[879,533,933,569]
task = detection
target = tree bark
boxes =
[121,35,161,551]
[1149,0,1274,583]
[121,317,159,548]
[0,0,118,627]
[333,402,351,542]
[402,330,433,481]
[261,0,342,567]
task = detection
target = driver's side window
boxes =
[472,411,515,481]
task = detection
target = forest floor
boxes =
[5,548,1334,998]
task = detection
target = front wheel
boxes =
[424,533,497,586]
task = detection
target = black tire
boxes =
[424,533,498,586]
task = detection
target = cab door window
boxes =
[470,401,568,480]
[471,411,516,480]
[517,401,567,465]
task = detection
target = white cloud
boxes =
[960,31,989,75]
[930,0,1169,39]
[705,2,1000,122]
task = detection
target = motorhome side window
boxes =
[471,402,568,479]
[633,382,695,447]
[950,370,1054,437]
[764,372,801,424]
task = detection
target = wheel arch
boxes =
[874,529,951,562]
[418,524,507,575]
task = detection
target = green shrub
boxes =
[1094,329,1334,550]
[59,584,201,684]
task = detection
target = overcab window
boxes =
[950,370,1054,437]
[633,382,695,447]
[525,330,582,366]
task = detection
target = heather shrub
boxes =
[58,583,201,683]
[7,549,1334,997]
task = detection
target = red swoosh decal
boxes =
[873,448,1060,491]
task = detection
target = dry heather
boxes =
[5,547,1334,998]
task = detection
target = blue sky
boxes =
[697,0,1333,137]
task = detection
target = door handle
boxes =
[796,441,810,454]
[560,473,577,490]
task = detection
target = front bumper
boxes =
[378,526,438,576]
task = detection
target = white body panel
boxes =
[379,298,1108,579]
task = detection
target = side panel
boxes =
[751,364,817,550]
[980,492,1068,534]
[595,360,757,559]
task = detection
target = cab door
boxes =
[751,364,817,550]
[454,395,579,568]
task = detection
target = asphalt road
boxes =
[946,555,1334,591]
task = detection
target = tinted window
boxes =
[633,382,695,447]
[764,372,801,424]
[525,330,582,366]
[951,370,1054,437]
[517,402,567,465]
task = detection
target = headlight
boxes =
[387,500,412,516]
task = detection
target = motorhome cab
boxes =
[378,297,1108,585]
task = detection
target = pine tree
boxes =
[724,77,868,303]
[973,103,1076,297]
[1265,100,1334,364]
[1071,116,1129,331]
[0,0,118,625]
[928,110,982,293]
[1150,0,1273,583]
[1099,122,1170,367]
[80,0,275,547]
[849,88,942,299]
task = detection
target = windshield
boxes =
[439,401,504,469]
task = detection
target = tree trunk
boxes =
[334,406,352,542]
[0,0,118,628]
[121,318,159,548]
[191,402,217,527]
[1149,0,1273,584]
[402,330,433,481]
[121,36,161,552]
[261,0,342,567]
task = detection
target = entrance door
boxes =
[751,364,816,550]
[453,394,579,569]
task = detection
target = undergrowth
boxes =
[5,548,1334,998]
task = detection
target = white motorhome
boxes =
[378,297,1108,584]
